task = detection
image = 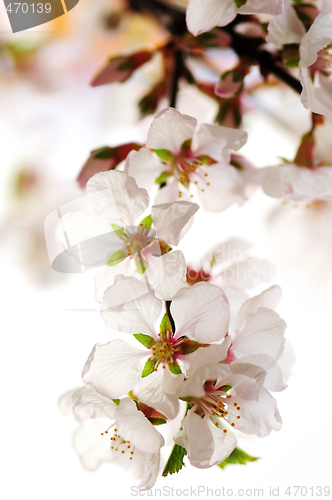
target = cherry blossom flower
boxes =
[60,386,164,490]
[56,170,198,302]
[174,363,282,468]
[267,3,332,116]
[126,108,247,212]
[186,0,284,36]
[82,275,230,419]
[183,285,287,394]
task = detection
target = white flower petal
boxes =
[195,163,245,212]
[239,0,284,16]
[171,282,230,343]
[126,148,166,193]
[233,307,286,361]
[174,411,216,466]
[138,452,161,491]
[300,66,332,117]
[227,389,282,437]
[231,355,286,392]
[152,201,199,246]
[137,368,184,419]
[300,10,332,68]
[193,124,247,162]
[87,170,149,226]
[147,250,188,301]
[115,398,165,454]
[266,1,305,46]
[154,177,191,205]
[72,387,117,421]
[72,418,115,471]
[186,0,237,35]
[184,337,232,377]
[82,340,147,399]
[146,108,197,153]
[101,276,163,336]
[236,285,282,333]
[94,260,132,303]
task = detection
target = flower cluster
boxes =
[57,108,287,490]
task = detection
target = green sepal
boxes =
[139,214,152,228]
[148,417,167,426]
[142,358,157,378]
[234,0,246,7]
[168,361,182,375]
[91,146,115,159]
[177,338,206,356]
[155,171,172,184]
[218,447,260,469]
[162,444,187,477]
[117,59,134,71]
[133,333,156,349]
[156,240,172,256]
[134,255,148,275]
[180,138,192,155]
[154,149,173,163]
[195,154,215,165]
[111,223,126,239]
[160,313,172,338]
[107,248,128,266]
[219,384,232,393]
[111,399,120,405]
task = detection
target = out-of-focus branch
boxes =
[130,0,302,95]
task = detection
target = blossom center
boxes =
[151,341,175,365]
[124,226,153,257]
[312,45,332,77]
[101,426,134,460]
[192,382,241,430]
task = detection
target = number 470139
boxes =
[5,3,52,13]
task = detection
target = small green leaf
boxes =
[133,333,156,349]
[160,313,172,338]
[139,214,152,228]
[162,444,187,477]
[111,399,120,405]
[218,447,260,469]
[142,358,157,378]
[154,149,173,162]
[148,417,167,426]
[107,248,128,266]
[168,361,182,375]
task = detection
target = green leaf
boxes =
[148,417,167,426]
[154,149,173,162]
[142,358,157,378]
[111,399,120,405]
[107,248,128,266]
[218,447,260,469]
[168,361,182,375]
[160,313,172,338]
[139,214,152,228]
[162,444,187,477]
[133,333,156,348]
